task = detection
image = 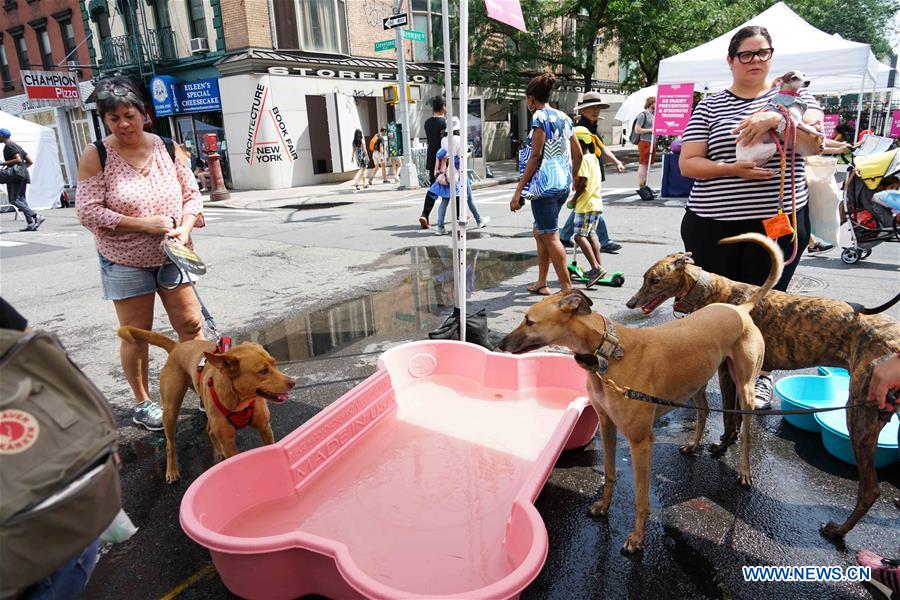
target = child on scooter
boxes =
[569,126,608,287]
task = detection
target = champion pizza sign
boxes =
[21,70,81,108]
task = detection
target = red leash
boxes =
[196,336,256,429]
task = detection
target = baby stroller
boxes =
[840,138,900,264]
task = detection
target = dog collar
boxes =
[673,270,711,317]
[777,89,801,97]
[195,336,254,429]
[574,315,624,375]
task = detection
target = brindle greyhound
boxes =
[500,233,782,553]
[627,237,900,542]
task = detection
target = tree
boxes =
[468,0,616,93]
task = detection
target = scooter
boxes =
[567,241,625,288]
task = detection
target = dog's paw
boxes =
[738,472,753,488]
[589,499,611,517]
[709,442,728,457]
[679,443,701,455]
[165,468,181,484]
[819,521,845,541]
[621,532,645,554]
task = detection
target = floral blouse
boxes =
[76,134,204,268]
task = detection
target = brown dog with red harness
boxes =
[626,237,900,542]
[118,326,296,483]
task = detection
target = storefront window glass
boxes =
[0,44,12,90]
[21,110,69,186]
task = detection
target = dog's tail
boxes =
[719,233,784,308]
[848,291,900,315]
[117,326,177,353]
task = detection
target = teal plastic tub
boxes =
[775,374,849,432]
[814,411,899,468]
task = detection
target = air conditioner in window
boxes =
[190,37,210,54]
[67,60,79,69]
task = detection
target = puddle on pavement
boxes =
[247,246,537,363]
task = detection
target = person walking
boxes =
[679,25,824,408]
[350,129,369,191]
[75,76,205,431]
[368,128,389,185]
[510,73,582,295]
[560,92,625,252]
[1,128,43,231]
[634,96,656,198]
[418,96,447,228]
[430,117,489,234]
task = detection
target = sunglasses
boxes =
[734,48,774,64]
[96,85,142,102]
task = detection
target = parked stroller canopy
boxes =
[854,149,900,190]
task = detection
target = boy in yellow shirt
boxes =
[570,126,608,287]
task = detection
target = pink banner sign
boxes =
[890,110,900,138]
[653,83,695,136]
[484,0,527,32]
[823,114,840,139]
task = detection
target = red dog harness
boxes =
[196,337,256,430]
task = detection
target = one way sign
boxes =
[383,13,408,29]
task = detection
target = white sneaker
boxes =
[477,216,491,228]
[754,375,774,410]
[434,226,446,235]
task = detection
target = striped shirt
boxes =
[682,88,821,220]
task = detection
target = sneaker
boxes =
[434,226,447,236]
[587,268,608,287]
[560,239,574,248]
[753,374,774,410]
[29,215,46,231]
[477,216,491,228]
[132,400,164,431]
[807,241,834,254]
[419,215,430,229]
[856,549,900,600]
[601,242,622,253]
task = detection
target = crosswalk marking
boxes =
[0,240,25,247]
[382,186,662,208]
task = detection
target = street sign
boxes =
[383,13,408,29]
[375,39,396,52]
[402,29,426,42]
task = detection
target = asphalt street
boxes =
[1,169,898,599]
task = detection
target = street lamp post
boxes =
[393,0,419,190]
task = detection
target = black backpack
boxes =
[93,136,176,170]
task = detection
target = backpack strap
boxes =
[161,136,176,163]
[93,140,107,171]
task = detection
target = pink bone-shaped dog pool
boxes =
[180,340,598,599]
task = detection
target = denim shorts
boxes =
[530,190,569,235]
[98,253,194,301]
[574,211,602,237]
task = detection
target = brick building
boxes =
[216,0,625,190]
[1,0,98,187]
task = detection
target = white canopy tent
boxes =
[0,110,64,211]
[658,2,877,94]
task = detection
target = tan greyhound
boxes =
[118,327,296,483]
[499,233,783,553]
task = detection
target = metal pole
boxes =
[440,0,460,310]
[457,0,469,343]
[394,0,419,190]
[867,76,877,135]
[854,73,865,142]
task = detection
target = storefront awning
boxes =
[216,48,438,76]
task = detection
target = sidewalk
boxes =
[212,145,643,210]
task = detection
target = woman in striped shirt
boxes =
[679,25,824,408]
[679,25,823,291]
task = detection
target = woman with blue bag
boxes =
[510,73,583,295]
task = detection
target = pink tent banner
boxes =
[890,110,900,138]
[653,83,694,136]
[483,0,526,32]
[823,114,840,139]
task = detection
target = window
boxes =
[13,33,29,70]
[272,0,348,54]
[411,3,454,62]
[36,28,53,67]
[92,9,111,39]
[187,0,207,39]
[0,40,12,90]
[59,20,76,59]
